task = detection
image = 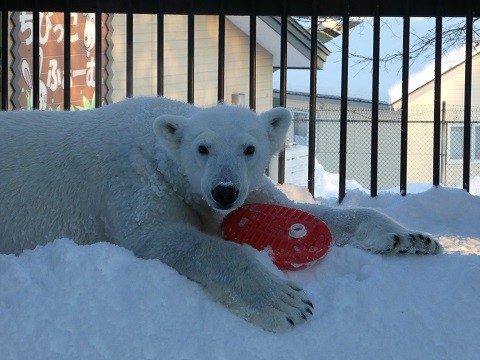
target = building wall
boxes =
[110,14,273,111]
[314,119,405,190]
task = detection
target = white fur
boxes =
[0,97,440,332]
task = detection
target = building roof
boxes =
[227,16,330,69]
[273,89,392,110]
[389,43,480,104]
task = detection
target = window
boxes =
[447,123,480,164]
[290,111,309,145]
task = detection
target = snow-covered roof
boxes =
[389,43,480,103]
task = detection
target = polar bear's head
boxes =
[153,106,291,212]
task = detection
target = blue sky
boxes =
[273,17,477,103]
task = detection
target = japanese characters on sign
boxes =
[11,12,113,110]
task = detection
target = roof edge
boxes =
[274,89,391,106]
[259,16,330,67]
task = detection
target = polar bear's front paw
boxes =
[243,280,314,333]
[351,212,442,255]
[389,232,441,255]
[369,232,441,255]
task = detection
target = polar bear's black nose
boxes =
[211,185,239,207]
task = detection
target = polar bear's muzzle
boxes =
[210,184,239,210]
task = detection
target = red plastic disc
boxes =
[222,204,332,270]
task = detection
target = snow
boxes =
[1,186,480,359]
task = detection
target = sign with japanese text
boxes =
[10,12,113,110]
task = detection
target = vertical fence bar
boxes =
[187,10,194,104]
[1,5,8,110]
[249,0,256,110]
[463,6,473,192]
[370,5,380,198]
[433,3,442,186]
[64,9,71,110]
[126,12,133,98]
[32,7,39,109]
[308,11,318,196]
[157,12,164,96]
[339,13,349,203]
[400,11,410,196]
[95,9,102,107]
[217,2,225,103]
[441,101,447,185]
[278,0,288,184]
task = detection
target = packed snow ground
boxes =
[1,183,479,360]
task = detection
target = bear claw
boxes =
[388,232,441,255]
[303,299,314,309]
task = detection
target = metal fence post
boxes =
[277,0,288,184]
[338,7,350,203]
[440,101,447,185]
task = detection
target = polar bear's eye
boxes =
[198,145,209,155]
[244,146,255,156]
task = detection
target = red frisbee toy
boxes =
[222,204,331,270]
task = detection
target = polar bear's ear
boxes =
[260,107,292,155]
[153,115,187,146]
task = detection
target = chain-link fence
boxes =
[286,104,480,190]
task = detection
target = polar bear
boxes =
[0,97,440,332]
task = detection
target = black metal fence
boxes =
[1,0,479,203]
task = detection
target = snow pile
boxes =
[469,176,480,196]
[1,187,480,359]
[313,161,366,198]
